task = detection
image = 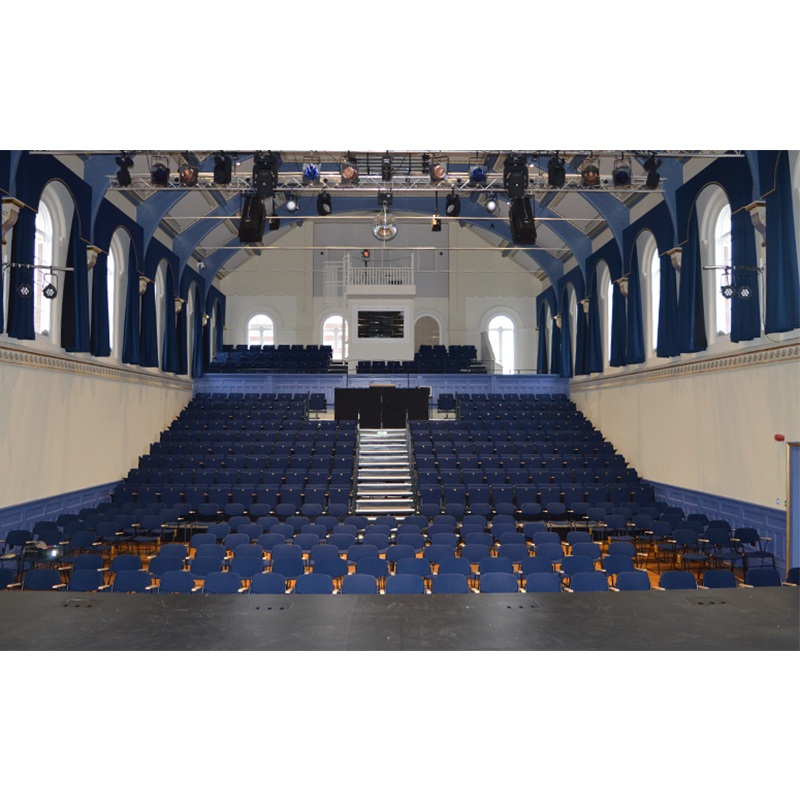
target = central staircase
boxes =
[354,428,415,520]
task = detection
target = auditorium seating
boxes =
[356,345,486,374]
[207,345,333,374]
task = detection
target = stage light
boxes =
[582,164,600,188]
[471,166,487,184]
[253,151,279,200]
[430,162,447,182]
[316,191,332,216]
[341,156,358,183]
[612,157,632,187]
[150,162,170,187]
[547,155,566,188]
[721,283,735,299]
[431,215,441,232]
[361,249,371,260]
[445,192,461,217]
[16,279,33,298]
[738,284,752,300]
[503,154,529,200]
[214,153,232,185]
[285,194,298,213]
[485,194,498,213]
[179,164,199,187]
[381,153,392,181]
[643,154,662,189]
[509,197,537,245]
[303,163,320,183]
[115,153,134,187]
[373,208,398,241]
[43,274,58,299]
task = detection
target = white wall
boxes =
[0,354,191,507]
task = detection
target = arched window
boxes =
[33,202,54,336]
[567,286,578,372]
[155,262,167,368]
[106,248,116,352]
[714,204,732,336]
[597,264,613,365]
[322,314,347,360]
[187,287,196,370]
[488,314,515,374]
[651,248,661,352]
[248,313,274,347]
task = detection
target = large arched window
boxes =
[567,285,578,372]
[248,313,274,347]
[33,202,54,336]
[597,262,613,365]
[651,248,661,351]
[322,314,347,359]
[155,261,167,368]
[488,314,515,374]
[714,204,732,336]
[106,248,117,353]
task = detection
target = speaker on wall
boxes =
[239,195,266,243]
[509,197,537,245]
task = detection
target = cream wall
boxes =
[0,353,191,508]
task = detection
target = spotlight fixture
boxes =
[547,155,566,188]
[213,153,233,185]
[643,154,662,189]
[503,154,529,200]
[471,166,487,184]
[303,163,320,183]
[581,164,600,188]
[431,215,442,232]
[253,151,279,200]
[445,192,461,217]
[316,191,332,216]
[115,153,134,187]
[361,249,371,261]
[373,207,398,241]
[150,162,170,187]
[285,193,299,213]
[269,211,280,231]
[485,194,498,213]
[16,279,33,298]
[42,274,58,299]
[381,153,393,182]
[612,157,632,187]
[720,283,735,299]
[430,161,447,182]
[341,156,358,183]
[738,284,752,300]
[377,190,393,207]
[508,197,537,245]
[179,164,199,187]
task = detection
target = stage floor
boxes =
[1,587,797,650]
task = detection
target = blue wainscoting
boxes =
[193,373,570,406]
[649,480,789,575]
[0,482,117,539]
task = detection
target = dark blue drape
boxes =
[536,310,548,374]
[549,317,561,375]
[162,269,179,374]
[7,205,36,340]
[609,282,627,367]
[215,302,224,355]
[138,277,159,368]
[765,151,800,333]
[656,253,680,357]
[730,207,761,342]
[574,301,587,375]
[121,242,140,365]
[90,252,111,357]
[625,254,645,364]
[191,287,204,378]
[677,208,707,354]
[560,309,573,378]
[176,304,188,375]
[585,269,603,374]
[61,213,91,353]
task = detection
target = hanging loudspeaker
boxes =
[239,195,266,243]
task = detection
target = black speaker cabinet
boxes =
[239,195,266,243]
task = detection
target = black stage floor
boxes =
[1,587,797,650]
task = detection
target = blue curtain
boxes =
[121,242,140,365]
[765,151,800,333]
[625,254,645,364]
[536,311,548,374]
[7,205,36,340]
[549,317,561,375]
[585,269,603,374]
[162,269,179,374]
[215,302,224,354]
[560,309,572,377]
[138,277,159,368]
[0,233,5,334]
[574,301,587,375]
[191,287,204,378]
[90,252,111,357]
[656,253,680,357]
[176,303,188,375]
[609,282,627,367]
[677,207,707,354]
[61,214,91,353]
[730,207,761,342]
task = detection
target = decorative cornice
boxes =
[570,342,800,392]
[0,343,193,391]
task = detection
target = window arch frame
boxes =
[154,260,167,369]
[106,229,129,358]
[487,312,516,375]
[321,313,348,360]
[247,312,276,348]
[597,260,613,366]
